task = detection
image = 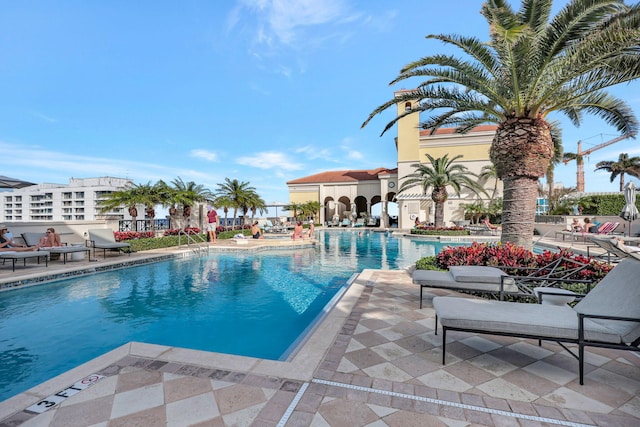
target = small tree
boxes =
[400,153,486,228]
[595,153,640,192]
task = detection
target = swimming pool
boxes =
[0,230,461,401]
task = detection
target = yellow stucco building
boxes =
[287,90,500,228]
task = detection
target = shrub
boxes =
[421,242,612,283]
[114,231,154,241]
[415,256,440,270]
[436,242,537,269]
[411,227,469,236]
[163,227,201,236]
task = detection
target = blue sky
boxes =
[1,0,639,212]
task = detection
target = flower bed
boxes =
[114,231,154,242]
[163,227,202,236]
[411,226,469,236]
[430,241,613,283]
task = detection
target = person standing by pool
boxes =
[206,207,218,243]
[307,220,315,239]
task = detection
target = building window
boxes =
[75,192,84,199]
[536,197,550,215]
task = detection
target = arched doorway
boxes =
[386,192,398,227]
[337,196,351,220]
[323,197,335,224]
[354,195,367,218]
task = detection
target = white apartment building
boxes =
[0,177,134,222]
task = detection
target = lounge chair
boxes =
[22,232,93,264]
[586,236,632,262]
[555,221,621,242]
[263,220,274,233]
[353,218,365,227]
[414,257,592,308]
[87,229,132,259]
[0,250,50,272]
[413,266,518,308]
[433,258,640,385]
[341,219,351,227]
[464,222,496,235]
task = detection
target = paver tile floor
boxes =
[0,238,638,426]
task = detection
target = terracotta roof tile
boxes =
[420,124,498,136]
[287,167,397,185]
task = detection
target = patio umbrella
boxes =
[0,175,35,189]
[267,201,287,218]
[620,181,639,236]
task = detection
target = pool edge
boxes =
[0,268,373,421]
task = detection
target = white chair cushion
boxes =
[449,266,506,284]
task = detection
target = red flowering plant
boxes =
[435,242,612,283]
[163,227,202,236]
[114,231,154,242]
[436,242,537,269]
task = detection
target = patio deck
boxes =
[0,236,638,426]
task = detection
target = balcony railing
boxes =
[118,219,172,232]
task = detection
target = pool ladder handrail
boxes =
[177,229,210,256]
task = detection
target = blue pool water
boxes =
[0,230,460,401]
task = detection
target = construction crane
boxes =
[562,133,635,192]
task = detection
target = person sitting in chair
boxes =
[583,218,598,233]
[615,237,640,252]
[38,227,62,247]
[482,216,501,231]
[569,218,583,232]
[0,226,40,252]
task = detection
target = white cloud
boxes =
[235,0,359,49]
[236,151,303,170]
[190,149,218,162]
[346,150,363,160]
[28,111,58,123]
[294,145,334,161]
[0,141,214,186]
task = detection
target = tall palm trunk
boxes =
[490,117,554,249]
[501,177,539,247]
[619,173,625,192]
[545,168,555,210]
[431,187,448,228]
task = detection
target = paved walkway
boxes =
[0,236,638,426]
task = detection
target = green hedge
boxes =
[581,194,640,215]
[410,229,470,236]
[126,230,252,252]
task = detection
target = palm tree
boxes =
[363,0,640,248]
[283,202,303,221]
[134,181,165,232]
[98,184,145,230]
[399,153,486,228]
[594,153,640,191]
[171,177,213,227]
[214,178,257,229]
[248,192,267,223]
[214,195,234,229]
[544,125,564,210]
[301,201,321,222]
[479,164,500,202]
